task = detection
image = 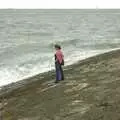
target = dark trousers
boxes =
[55,62,64,81]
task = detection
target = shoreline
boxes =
[0,48,120,97]
[0,48,120,91]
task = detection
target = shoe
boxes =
[55,81,59,83]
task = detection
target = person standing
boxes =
[54,44,64,83]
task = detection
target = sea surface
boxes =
[0,9,120,87]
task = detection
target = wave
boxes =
[0,61,53,87]
[48,38,120,51]
[48,38,81,48]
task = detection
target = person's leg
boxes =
[60,65,64,80]
[58,69,61,80]
[55,62,61,83]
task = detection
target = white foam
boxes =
[65,48,120,66]
[0,62,53,87]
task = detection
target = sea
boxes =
[0,9,120,87]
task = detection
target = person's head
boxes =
[54,44,61,50]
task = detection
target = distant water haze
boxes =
[0,9,120,87]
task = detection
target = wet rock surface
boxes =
[1,49,120,120]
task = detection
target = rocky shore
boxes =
[1,49,120,120]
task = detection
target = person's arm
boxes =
[55,54,57,62]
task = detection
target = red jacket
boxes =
[55,50,64,64]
